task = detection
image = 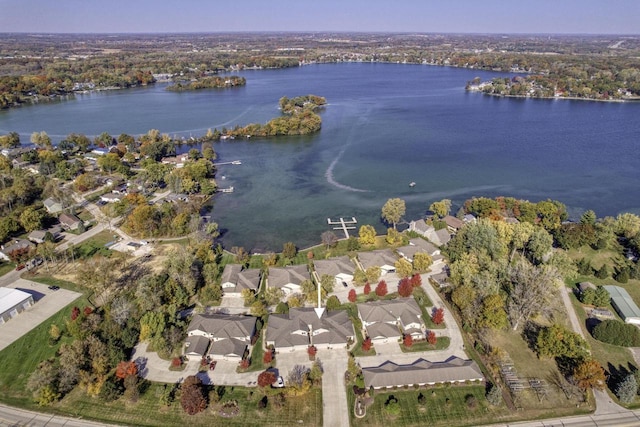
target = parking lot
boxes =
[0,278,81,351]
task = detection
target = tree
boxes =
[536,324,589,359]
[572,359,605,391]
[326,295,341,310]
[364,283,371,295]
[250,300,268,318]
[429,199,452,218]
[19,206,44,232]
[593,320,640,347]
[358,224,377,246]
[432,308,445,325]
[30,131,52,149]
[381,198,406,229]
[180,375,207,415]
[362,338,372,351]
[615,373,638,404]
[385,227,403,245]
[395,258,413,278]
[478,294,508,329]
[507,261,559,330]
[282,241,297,259]
[264,287,285,306]
[98,153,123,173]
[398,278,413,297]
[115,361,138,380]
[527,228,553,264]
[309,359,324,385]
[409,273,422,288]
[592,286,610,307]
[375,280,388,297]
[263,350,273,364]
[348,288,357,303]
[427,330,437,345]
[595,265,609,279]
[412,253,433,273]
[403,334,413,348]
[321,231,338,248]
[257,370,277,387]
[365,266,381,284]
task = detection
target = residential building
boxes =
[443,215,465,233]
[0,287,34,324]
[266,307,355,352]
[0,239,35,262]
[43,197,63,214]
[313,256,355,286]
[362,356,484,390]
[356,249,397,275]
[267,265,310,296]
[357,298,424,343]
[100,193,124,203]
[220,264,261,297]
[59,213,82,231]
[186,313,257,360]
[397,238,443,265]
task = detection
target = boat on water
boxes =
[409,182,416,187]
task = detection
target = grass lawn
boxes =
[55,383,322,427]
[350,385,508,427]
[26,273,88,295]
[0,296,91,407]
[401,337,450,352]
[0,261,16,276]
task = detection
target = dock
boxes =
[327,217,357,239]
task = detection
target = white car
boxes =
[273,376,285,388]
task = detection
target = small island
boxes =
[166,75,246,92]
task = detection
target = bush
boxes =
[348,289,357,303]
[465,394,478,409]
[595,265,609,279]
[593,320,640,347]
[364,283,371,295]
[257,370,276,387]
[375,280,388,297]
[362,338,372,352]
[485,384,502,406]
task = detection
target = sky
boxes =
[0,0,638,34]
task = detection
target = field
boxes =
[350,385,508,427]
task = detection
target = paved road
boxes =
[483,409,640,427]
[319,351,350,427]
[0,403,118,427]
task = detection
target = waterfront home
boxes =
[313,256,356,287]
[362,356,484,390]
[186,313,256,360]
[357,298,424,343]
[397,238,443,265]
[356,249,398,275]
[408,219,450,246]
[443,215,464,233]
[220,264,261,297]
[266,307,355,352]
[267,265,310,296]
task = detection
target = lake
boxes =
[1,63,639,251]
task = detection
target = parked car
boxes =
[15,264,25,271]
[273,376,285,388]
[48,285,60,291]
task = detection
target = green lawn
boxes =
[401,337,450,352]
[350,385,507,427]
[55,383,322,427]
[0,296,90,407]
[0,261,16,277]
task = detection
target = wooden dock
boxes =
[327,217,357,239]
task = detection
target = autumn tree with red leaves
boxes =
[410,273,422,288]
[348,289,357,302]
[263,350,273,364]
[71,306,80,320]
[180,375,207,415]
[403,334,413,348]
[362,337,372,351]
[257,370,276,387]
[432,308,445,325]
[427,331,437,345]
[115,361,138,379]
[375,280,388,297]
[364,283,371,295]
[398,278,413,297]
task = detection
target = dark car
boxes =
[48,285,60,291]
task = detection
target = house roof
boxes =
[59,213,81,226]
[425,228,451,246]
[209,338,247,358]
[358,298,422,325]
[268,265,310,289]
[1,239,34,256]
[408,238,439,255]
[220,264,261,292]
[43,197,62,212]
[266,307,354,349]
[357,250,398,270]
[363,356,484,389]
[185,335,210,356]
[603,285,640,321]
[187,314,256,339]
[411,219,434,234]
[443,215,464,230]
[313,256,355,278]
[367,322,402,340]
[0,287,32,314]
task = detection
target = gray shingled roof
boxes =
[358,299,421,324]
[185,335,210,357]
[209,338,247,358]
[313,256,355,277]
[363,357,484,389]
[357,250,398,270]
[266,307,355,349]
[220,264,261,293]
[268,265,309,289]
[187,314,256,339]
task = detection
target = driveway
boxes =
[0,279,81,351]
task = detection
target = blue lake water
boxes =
[1,63,639,251]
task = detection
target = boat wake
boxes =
[325,148,370,193]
